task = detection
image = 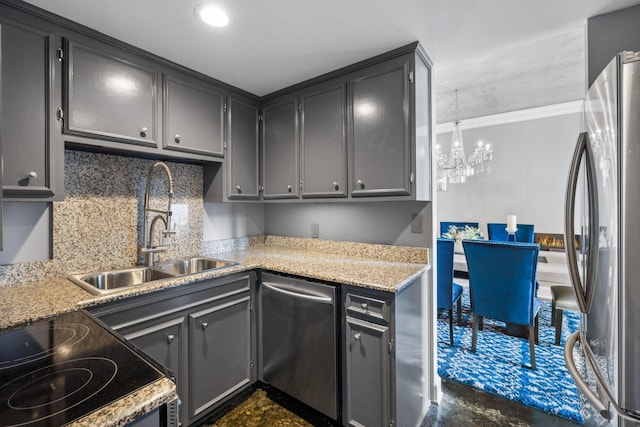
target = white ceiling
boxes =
[22,0,640,97]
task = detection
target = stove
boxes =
[0,310,168,426]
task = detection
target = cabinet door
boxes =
[189,294,252,420]
[261,98,299,199]
[344,316,391,427]
[350,56,412,197]
[1,21,61,199]
[300,83,347,198]
[65,40,158,146]
[163,75,224,157]
[227,96,259,200]
[123,316,186,426]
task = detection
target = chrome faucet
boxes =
[139,161,176,266]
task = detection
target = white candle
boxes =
[506,215,517,233]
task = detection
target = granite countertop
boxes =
[0,239,429,330]
[0,237,428,426]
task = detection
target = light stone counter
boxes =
[0,236,429,330]
[0,236,428,426]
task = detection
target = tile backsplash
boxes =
[0,150,204,286]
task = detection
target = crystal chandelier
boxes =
[436,90,494,191]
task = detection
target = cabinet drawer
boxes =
[345,292,389,324]
[94,274,251,329]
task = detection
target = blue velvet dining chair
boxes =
[462,239,541,369]
[440,221,479,237]
[437,238,464,346]
[487,223,535,243]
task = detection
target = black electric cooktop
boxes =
[0,310,166,426]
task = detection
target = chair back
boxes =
[440,221,479,237]
[436,238,456,310]
[463,240,540,326]
[487,223,535,243]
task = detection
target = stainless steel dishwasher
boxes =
[259,272,338,420]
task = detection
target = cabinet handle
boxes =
[354,333,361,341]
[361,302,368,310]
[357,179,365,189]
[174,134,181,143]
[236,185,242,193]
[201,322,208,330]
[140,127,149,137]
[166,334,175,343]
[287,185,292,193]
[333,181,339,191]
[27,171,38,179]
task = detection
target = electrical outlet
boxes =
[411,214,423,233]
[311,222,320,238]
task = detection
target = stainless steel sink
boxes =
[69,257,237,296]
[154,257,236,276]
[69,266,175,295]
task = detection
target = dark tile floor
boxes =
[197,379,581,427]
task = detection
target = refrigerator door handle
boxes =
[564,132,599,313]
[564,331,610,418]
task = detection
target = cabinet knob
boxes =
[201,322,208,330]
[287,185,292,192]
[140,127,149,137]
[166,334,175,343]
[354,333,361,341]
[175,134,181,143]
[361,302,368,310]
[357,179,365,189]
[333,181,339,191]
[236,185,242,193]
[27,171,38,179]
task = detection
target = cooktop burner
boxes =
[0,310,166,426]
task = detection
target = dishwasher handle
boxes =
[262,281,333,304]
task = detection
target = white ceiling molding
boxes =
[435,100,584,133]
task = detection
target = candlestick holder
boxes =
[506,227,518,242]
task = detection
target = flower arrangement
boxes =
[442,225,484,240]
[442,225,484,253]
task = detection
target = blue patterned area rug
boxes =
[437,292,583,424]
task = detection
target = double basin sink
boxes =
[69,257,237,296]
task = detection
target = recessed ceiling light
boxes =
[195,4,229,27]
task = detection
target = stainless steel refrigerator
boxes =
[564,51,640,426]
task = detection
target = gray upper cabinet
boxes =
[163,74,225,157]
[65,40,158,147]
[1,19,62,200]
[349,55,412,197]
[300,82,347,198]
[261,97,299,199]
[227,96,260,200]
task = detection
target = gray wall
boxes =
[264,201,432,247]
[0,203,50,264]
[588,3,640,86]
[203,202,265,241]
[437,111,582,237]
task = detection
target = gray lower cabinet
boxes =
[261,96,299,199]
[90,272,255,427]
[342,275,431,427]
[1,18,62,200]
[300,82,347,198]
[65,39,159,147]
[226,96,260,200]
[189,294,252,419]
[121,316,187,419]
[344,316,391,427]
[163,74,225,157]
[349,55,412,197]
